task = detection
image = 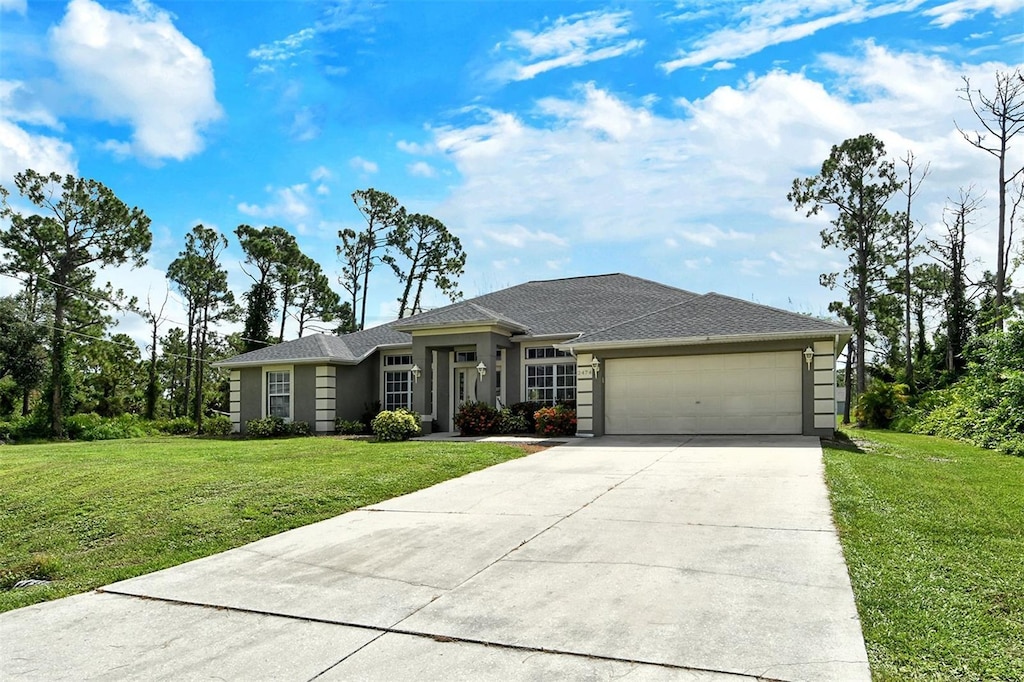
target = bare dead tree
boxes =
[956,68,1024,329]
[898,150,929,388]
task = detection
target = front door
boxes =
[452,366,477,430]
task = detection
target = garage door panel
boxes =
[605,352,802,435]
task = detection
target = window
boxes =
[525,363,575,406]
[385,370,411,411]
[383,353,413,411]
[525,347,572,360]
[267,371,291,419]
[455,350,477,363]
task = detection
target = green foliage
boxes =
[853,380,909,428]
[0,413,51,443]
[246,416,286,438]
[371,409,420,441]
[454,401,500,436]
[287,421,311,437]
[200,414,232,437]
[534,405,577,437]
[910,322,1024,454]
[158,416,197,435]
[509,401,544,432]
[64,413,152,441]
[0,170,152,438]
[497,408,529,434]
[335,418,365,435]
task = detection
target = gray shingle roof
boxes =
[216,274,849,366]
[395,273,698,336]
[566,292,850,347]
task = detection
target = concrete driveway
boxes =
[1,436,869,681]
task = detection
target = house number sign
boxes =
[576,366,594,380]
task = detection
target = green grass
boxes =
[0,436,527,614]
[823,428,1024,681]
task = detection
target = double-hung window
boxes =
[524,347,575,406]
[266,371,291,420]
[383,354,413,411]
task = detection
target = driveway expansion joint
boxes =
[92,589,785,682]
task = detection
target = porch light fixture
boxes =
[803,346,814,369]
[411,364,422,383]
[476,361,487,379]
[591,357,601,376]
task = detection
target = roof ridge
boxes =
[571,296,700,343]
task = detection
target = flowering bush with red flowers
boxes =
[454,401,500,436]
[534,405,577,437]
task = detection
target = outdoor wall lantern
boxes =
[476,361,487,379]
[804,346,814,369]
[411,364,422,383]
[591,357,601,376]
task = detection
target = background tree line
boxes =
[0,173,465,438]
[789,68,1023,450]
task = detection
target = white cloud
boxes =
[429,44,1014,306]
[99,139,133,160]
[248,27,316,73]
[311,165,332,181]
[237,183,314,224]
[924,0,1024,27]
[407,161,437,178]
[48,0,222,161]
[397,139,434,154]
[0,0,26,14]
[290,106,321,141]
[349,156,378,174]
[661,1,924,72]
[486,225,568,249]
[492,10,644,82]
[678,225,755,247]
[0,81,77,183]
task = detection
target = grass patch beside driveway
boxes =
[823,428,1024,681]
[0,437,527,614]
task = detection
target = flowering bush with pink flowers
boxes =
[534,405,576,437]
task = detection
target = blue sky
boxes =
[1,0,1022,346]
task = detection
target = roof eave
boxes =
[393,319,527,334]
[213,356,359,369]
[562,328,854,351]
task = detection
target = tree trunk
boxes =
[994,135,1007,330]
[842,344,854,425]
[49,285,68,439]
[146,320,158,420]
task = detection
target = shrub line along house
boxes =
[215,274,852,437]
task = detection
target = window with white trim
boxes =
[267,371,291,419]
[383,354,413,411]
[524,347,575,406]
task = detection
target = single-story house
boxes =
[215,273,851,437]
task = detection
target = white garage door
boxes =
[605,352,802,435]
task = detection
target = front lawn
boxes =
[823,428,1024,681]
[0,437,527,614]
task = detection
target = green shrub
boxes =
[287,420,311,437]
[371,409,420,441]
[454,401,500,436]
[5,413,49,442]
[200,414,232,436]
[854,380,909,429]
[534,404,577,437]
[246,416,285,438]
[158,416,197,435]
[65,413,151,441]
[497,408,529,434]
[335,418,364,435]
[509,401,543,432]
